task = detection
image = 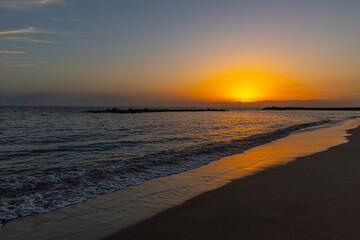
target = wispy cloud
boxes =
[3,64,39,67]
[1,60,45,67]
[1,36,57,44]
[0,26,57,35]
[0,50,26,54]
[0,0,67,10]
[0,27,62,67]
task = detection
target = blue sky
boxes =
[1,0,360,106]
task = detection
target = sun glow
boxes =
[189,70,312,102]
[228,85,261,102]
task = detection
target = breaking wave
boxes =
[0,120,329,225]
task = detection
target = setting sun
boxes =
[228,85,260,102]
[189,70,312,102]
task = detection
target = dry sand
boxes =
[105,126,360,240]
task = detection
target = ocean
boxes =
[0,106,359,225]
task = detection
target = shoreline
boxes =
[106,122,360,240]
[1,119,358,240]
[0,120,326,227]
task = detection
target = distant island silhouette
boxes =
[87,108,227,114]
[263,106,360,111]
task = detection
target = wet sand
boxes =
[106,126,360,240]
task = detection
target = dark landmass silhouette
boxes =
[87,108,227,114]
[263,106,360,111]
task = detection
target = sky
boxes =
[1,0,360,106]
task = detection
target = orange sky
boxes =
[1,1,360,106]
[187,70,313,103]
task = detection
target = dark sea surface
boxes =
[0,106,359,224]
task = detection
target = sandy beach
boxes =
[106,125,360,240]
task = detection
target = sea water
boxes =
[0,106,359,224]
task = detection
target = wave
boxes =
[0,120,329,225]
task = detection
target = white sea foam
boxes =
[0,120,330,225]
